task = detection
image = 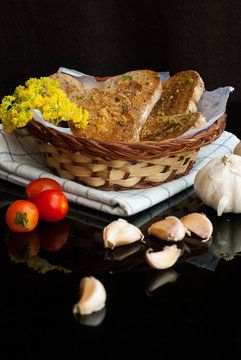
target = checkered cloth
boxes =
[0,125,239,216]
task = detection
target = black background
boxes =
[1,0,241,98]
[1,0,241,135]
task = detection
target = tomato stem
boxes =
[14,211,30,230]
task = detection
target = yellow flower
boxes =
[71,107,89,128]
[0,76,88,132]
[32,94,44,108]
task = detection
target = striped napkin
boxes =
[0,125,239,216]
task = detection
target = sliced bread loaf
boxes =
[68,88,140,142]
[101,70,162,132]
[49,73,85,99]
[150,70,205,117]
[140,112,206,141]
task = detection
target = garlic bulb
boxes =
[194,154,241,216]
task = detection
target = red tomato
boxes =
[26,178,62,201]
[7,230,40,260]
[37,219,69,251]
[31,189,69,222]
[6,200,39,232]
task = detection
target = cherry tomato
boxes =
[7,230,40,260]
[26,178,62,201]
[6,200,39,232]
[31,189,69,222]
[37,219,69,251]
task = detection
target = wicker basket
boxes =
[26,114,227,190]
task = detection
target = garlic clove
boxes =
[217,195,230,217]
[148,216,186,241]
[73,276,107,316]
[180,212,213,240]
[145,245,181,269]
[103,218,144,249]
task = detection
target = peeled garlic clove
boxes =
[103,218,144,249]
[180,212,213,240]
[145,245,181,269]
[148,216,186,241]
[73,276,107,316]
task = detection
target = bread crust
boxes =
[68,88,140,142]
[140,112,206,141]
[150,70,204,117]
[49,73,85,99]
[101,70,162,131]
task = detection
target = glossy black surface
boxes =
[0,104,240,358]
[1,163,241,357]
[1,0,241,356]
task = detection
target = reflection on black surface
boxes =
[3,180,241,277]
[104,242,143,262]
[210,212,241,260]
[1,191,213,275]
[3,179,241,334]
[74,307,107,327]
[7,230,40,260]
[144,268,180,296]
[36,219,69,252]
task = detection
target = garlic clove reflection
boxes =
[103,218,144,249]
[145,268,180,295]
[105,242,142,261]
[73,276,107,316]
[75,307,107,327]
[145,245,181,270]
[180,212,213,241]
[148,216,186,241]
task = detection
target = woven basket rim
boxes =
[27,114,226,161]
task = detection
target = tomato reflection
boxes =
[36,219,69,252]
[7,230,40,260]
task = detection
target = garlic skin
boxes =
[148,216,186,241]
[103,218,144,249]
[194,154,241,216]
[145,245,181,269]
[73,276,107,316]
[180,212,213,240]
